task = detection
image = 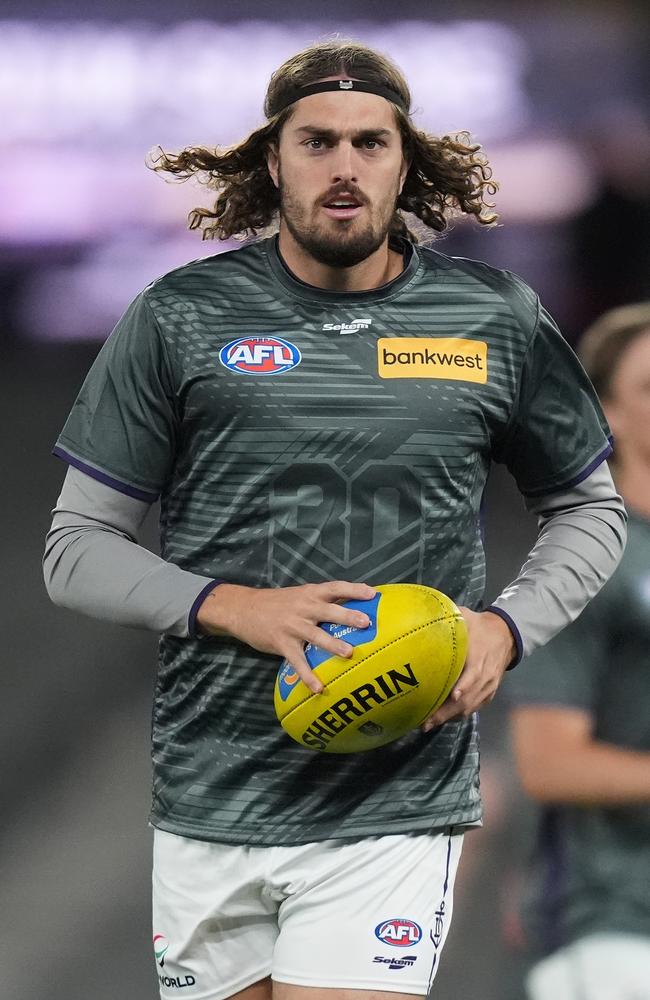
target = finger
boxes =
[422,675,496,731]
[452,665,501,707]
[421,700,465,731]
[318,580,377,603]
[445,658,487,703]
[282,646,324,694]
[320,602,372,630]
[447,657,476,691]
[305,624,355,660]
[421,681,479,729]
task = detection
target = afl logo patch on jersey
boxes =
[219,337,301,376]
[375,918,423,947]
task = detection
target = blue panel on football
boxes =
[277,660,302,701]
[304,593,381,669]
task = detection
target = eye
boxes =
[357,137,386,151]
[305,138,327,150]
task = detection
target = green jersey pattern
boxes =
[509,511,650,954]
[55,237,611,845]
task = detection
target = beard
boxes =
[279,176,398,268]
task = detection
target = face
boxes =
[604,329,650,466]
[267,89,408,268]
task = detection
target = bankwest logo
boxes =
[378,338,487,382]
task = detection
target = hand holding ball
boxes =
[274,584,467,752]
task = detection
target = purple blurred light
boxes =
[0,19,529,145]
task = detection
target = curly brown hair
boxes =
[149,39,498,242]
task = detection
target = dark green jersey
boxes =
[509,512,650,954]
[54,237,611,845]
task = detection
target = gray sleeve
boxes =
[487,462,627,663]
[43,467,219,637]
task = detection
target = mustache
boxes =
[319,184,368,206]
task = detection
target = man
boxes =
[509,304,650,1000]
[44,40,626,1000]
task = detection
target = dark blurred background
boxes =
[2,3,649,998]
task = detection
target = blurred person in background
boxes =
[572,108,650,333]
[43,38,626,1000]
[509,303,650,1000]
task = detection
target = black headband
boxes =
[272,79,409,115]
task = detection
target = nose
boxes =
[330,140,358,185]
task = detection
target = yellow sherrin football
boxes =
[274,583,467,753]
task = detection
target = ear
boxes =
[398,155,411,195]
[266,142,280,189]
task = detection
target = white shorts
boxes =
[152,827,463,1000]
[526,933,650,1000]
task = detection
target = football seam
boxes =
[412,616,462,727]
[281,611,462,724]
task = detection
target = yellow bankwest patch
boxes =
[378,338,488,382]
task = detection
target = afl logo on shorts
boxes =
[219,337,301,376]
[375,919,422,947]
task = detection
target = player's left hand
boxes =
[421,608,516,731]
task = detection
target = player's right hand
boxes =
[195,581,376,693]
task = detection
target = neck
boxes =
[615,458,650,520]
[277,224,404,292]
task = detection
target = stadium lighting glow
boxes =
[0,19,529,143]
